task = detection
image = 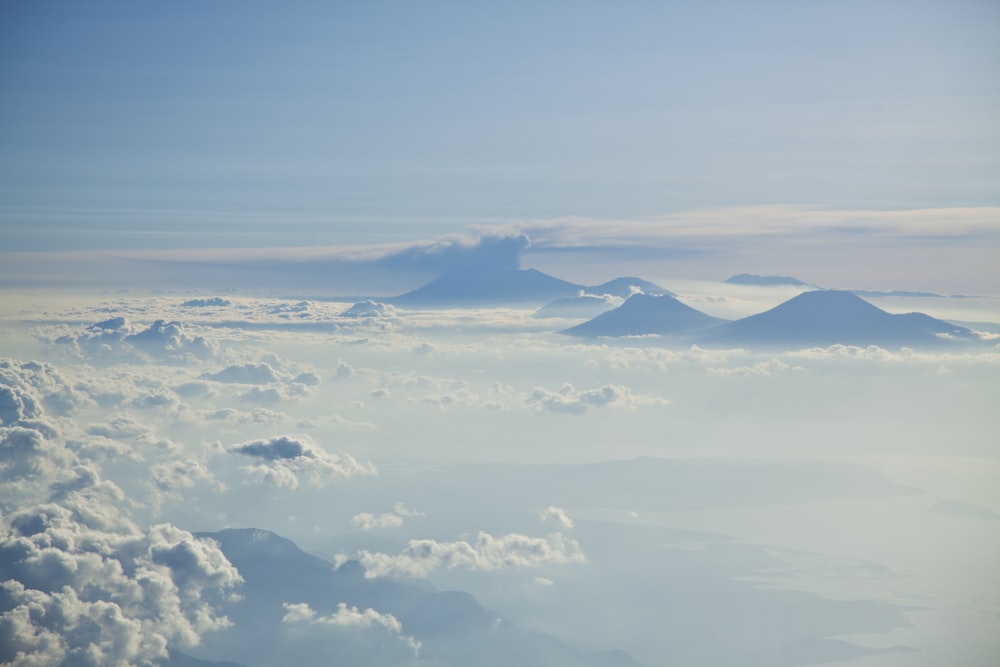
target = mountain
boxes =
[585,277,673,298]
[699,290,976,347]
[181,528,641,667]
[534,293,622,319]
[725,274,811,287]
[390,267,583,307]
[561,293,726,338]
[535,278,674,320]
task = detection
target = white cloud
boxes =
[526,383,670,414]
[342,531,585,579]
[341,300,399,320]
[707,357,799,376]
[281,602,420,656]
[0,516,242,667]
[150,459,222,494]
[204,362,281,384]
[227,435,376,489]
[350,502,424,532]
[350,512,404,531]
[43,318,222,364]
[0,376,241,667]
[539,505,575,530]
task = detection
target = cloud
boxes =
[230,436,312,460]
[86,416,176,453]
[150,459,221,493]
[0,366,241,667]
[227,435,376,489]
[539,506,575,530]
[201,407,288,426]
[0,515,242,667]
[180,297,232,308]
[350,502,424,532]
[45,318,220,364]
[1,232,532,294]
[281,602,420,657]
[707,357,799,376]
[342,530,585,579]
[351,512,404,531]
[526,383,670,414]
[204,362,281,384]
[494,206,1000,250]
[785,344,1000,365]
[340,300,398,320]
[1,359,92,423]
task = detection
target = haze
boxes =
[2,3,998,667]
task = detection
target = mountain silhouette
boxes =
[700,290,976,347]
[562,293,726,338]
[535,293,622,319]
[185,528,642,667]
[725,274,811,287]
[586,277,673,298]
[390,267,583,307]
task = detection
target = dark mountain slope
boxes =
[562,293,726,338]
[184,528,642,667]
[586,277,673,298]
[700,290,975,347]
[391,267,583,307]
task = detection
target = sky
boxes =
[1,3,999,667]
[1,1,998,261]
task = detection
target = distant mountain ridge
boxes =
[564,290,978,348]
[179,528,642,667]
[391,267,583,306]
[534,277,673,320]
[725,274,812,287]
[390,268,671,308]
[701,290,974,347]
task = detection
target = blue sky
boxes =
[2,1,998,253]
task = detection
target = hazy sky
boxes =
[2,7,999,666]
[2,0,998,254]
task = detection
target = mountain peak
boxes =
[391,267,583,307]
[699,289,975,347]
[562,293,726,338]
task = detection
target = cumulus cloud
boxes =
[538,505,575,530]
[0,515,242,667]
[204,362,281,385]
[227,435,376,489]
[180,297,232,308]
[281,602,420,657]
[1,425,78,505]
[785,344,1000,364]
[526,383,670,414]
[1,359,91,422]
[350,502,424,532]
[341,300,398,319]
[200,407,288,426]
[46,318,220,364]
[0,362,241,667]
[149,459,222,495]
[707,357,799,376]
[341,531,585,579]
[351,512,404,531]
